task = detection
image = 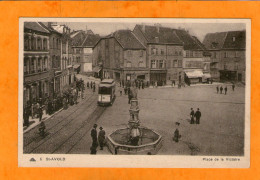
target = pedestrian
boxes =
[120,81,121,87]
[90,146,97,154]
[98,127,106,150]
[91,124,98,148]
[216,86,219,94]
[93,84,96,93]
[173,122,181,142]
[90,81,93,89]
[138,81,141,90]
[47,98,53,115]
[38,106,43,121]
[87,81,89,88]
[232,84,235,91]
[190,108,195,124]
[124,86,127,95]
[142,81,144,89]
[63,97,68,109]
[220,86,223,94]
[23,106,30,127]
[195,108,201,124]
[128,88,132,104]
[224,86,227,95]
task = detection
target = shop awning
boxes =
[73,64,80,69]
[203,73,211,79]
[185,70,203,78]
[93,66,101,73]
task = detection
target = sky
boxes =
[57,21,246,42]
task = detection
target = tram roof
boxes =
[100,79,115,84]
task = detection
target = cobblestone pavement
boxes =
[96,84,245,156]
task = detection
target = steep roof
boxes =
[135,25,183,45]
[203,32,227,50]
[113,30,146,50]
[222,31,246,50]
[38,22,61,35]
[203,31,245,50]
[174,29,204,50]
[82,34,100,47]
[70,30,86,47]
[24,22,50,34]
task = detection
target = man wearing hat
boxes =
[98,127,106,150]
[91,124,98,148]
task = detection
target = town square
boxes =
[22,20,246,156]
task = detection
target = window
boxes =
[126,61,132,68]
[37,38,42,50]
[43,58,47,71]
[31,58,35,73]
[24,36,29,50]
[178,51,182,56]
[174,60,178,67]
[140,50,143,57]
[56,39,59,49]
[139,61,144,67]
[24,58,28,74]
[151,60,156,68]
[235,62,239,70]
[233,37,236,42]
[151,48,156,55]
[224,62,227,70]
[159,60,164,68]
[43,39,47,50]
[178,60,182,67]
[235,51,239,58]
[31,36,36,50]
[127,50,132,57]
[161,49,164,55]
[38,58,42,72]
[224,51,228,58]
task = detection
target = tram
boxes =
[98,79,116,106]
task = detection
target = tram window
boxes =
[99,87,112,95]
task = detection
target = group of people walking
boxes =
[190,108,201,124]
[216,84,235,95]
[86,80,96,93]
[90,124,106,154]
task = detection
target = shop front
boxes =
[150,70,167,86]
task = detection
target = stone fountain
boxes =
[106,87,162,155]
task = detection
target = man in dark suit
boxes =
[195,108,201,124]
[190,108,195,124]
[91,124,98,148]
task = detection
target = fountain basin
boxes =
[106,127,163,155]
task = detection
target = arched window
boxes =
[24,35,29,50]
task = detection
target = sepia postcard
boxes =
[18,18,251,168]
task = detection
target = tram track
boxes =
[52,106,107,154]
[24,94,98,153]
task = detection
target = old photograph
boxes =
[18,18,250,167]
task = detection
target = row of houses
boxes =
[23,23,246,105]
[23,22,82,106]
[91,24,221,85]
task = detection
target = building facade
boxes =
[133,24,184,86]
[93,30,148,82]
[23,22,50,106]
[203,31,246,82]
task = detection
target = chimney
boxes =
[47,22,52,28]
[141,23,145,32]
[155,23,161,33]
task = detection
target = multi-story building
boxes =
[203,31,246,82]
[93,30,147,81]
[174,31,211,84]
[23,22,50,106]
[133,24,184,86]
[45,22,62,98]
[70,30,86,73]
[51,23,74,93]
[81,32,100,73]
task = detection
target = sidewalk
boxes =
[148,82,228,89]
[23,88,92,134]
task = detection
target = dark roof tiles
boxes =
[24,22,50,34]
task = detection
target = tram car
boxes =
[98,79,116,106]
